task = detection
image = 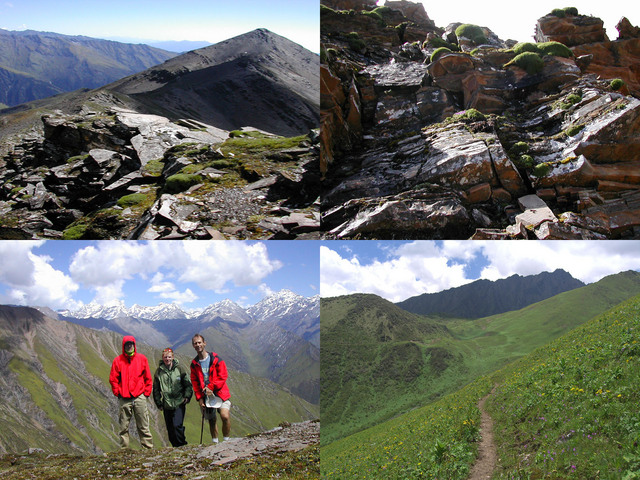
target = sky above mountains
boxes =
[383,0,640,43]
[0,241,319,310]
[321,241,640,302]
[0,0,319,53]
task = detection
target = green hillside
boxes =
[321,271,640,446]
[321,294,452,444]
[322,292,640,479]
[0,307,318,454]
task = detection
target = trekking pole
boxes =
[200,408,205,444]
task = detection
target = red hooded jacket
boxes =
[109,335,152,398]
[190,351,230,401]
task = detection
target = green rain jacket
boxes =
[152,358,193,410]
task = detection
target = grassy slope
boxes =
[321,271,640,447]
[322,292,640,479]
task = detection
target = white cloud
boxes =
[321,241,640,302]
[69,241,281,303]
[0,241,80,309]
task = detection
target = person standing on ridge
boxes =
[153,347,193,447]
[109,335,153,449]
[190,333,231,443]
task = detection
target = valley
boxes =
[0,291,319,455]
[320,270,640,445]
[321,272,640,478]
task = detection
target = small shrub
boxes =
[557,92,582,109]
[362,9,385,27]
[538,41,573,58]
[427,37,459,51]
[516,154,535,169]
[455,109,486,122]
[455,24,487,45]
[164,173,203,193]
[566,124,585,137]
[505,52,544,74]
[513,42,541,55]
[533,163,552,177]
[116,193,148,208]
[347,32,366,52]
[509,142,530,156]
[564,6,579,15]
[62,222,89,240]
[431,47,452,62]
[142,158,164,177]
[610,78,625,91]
[550,7,578,17]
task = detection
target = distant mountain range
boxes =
[0,304,318,454]
[0,29,176,107]
[56,290,320,404]
[396,269,585,318]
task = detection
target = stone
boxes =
[465,183,492,204]
[535,14,608,46]
[616,17,640,40]
[428,53,476,92]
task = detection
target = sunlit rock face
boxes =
[320,0,640,239]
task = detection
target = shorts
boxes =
[203,400,231,420]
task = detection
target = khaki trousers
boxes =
[118,395,153,449]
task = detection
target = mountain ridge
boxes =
[0,28,177,107]
[396,268,585,318]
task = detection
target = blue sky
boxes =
[0,0,319,52]
[321,241,640,302]
[382,1,640,44]
[0,240,319,310]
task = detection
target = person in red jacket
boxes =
[190,333,231,443]
[109,335,153,449]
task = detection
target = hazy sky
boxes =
[0,0,319,52]
[0,241,319,310]
[380,0,640,43]
[321,241,640,302]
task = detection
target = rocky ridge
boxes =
[321,1,640,239]
[0,29,320,240]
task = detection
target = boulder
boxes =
[428,53,477,92]
[616,17,640,40]
[535,13,608,46]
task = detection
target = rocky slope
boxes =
[321,1,640,239]
[0,305,318,455]
[0,29,320,240]
[0,420,318,480]
[0,29,176,107]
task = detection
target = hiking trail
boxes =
[467,386,498,480]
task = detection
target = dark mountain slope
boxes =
[0,29,176,106]
[109,28,320,136]
[397,269,585,318]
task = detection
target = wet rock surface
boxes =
[321,1,640,239]
[0,105,320,239]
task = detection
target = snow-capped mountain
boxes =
[247,290,319,323]
[197,299,251,324]
[60,301,193,321]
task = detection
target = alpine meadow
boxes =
[321,270,640,479]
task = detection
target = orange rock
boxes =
[465,183,492,203]
[535,14,608,46]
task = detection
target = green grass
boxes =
[321,377,492,479]
[321,272,640,447]
[164,173,203,193]
[487,294,640,478]
[322,278,640,480]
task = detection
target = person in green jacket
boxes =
[153,348,193,447]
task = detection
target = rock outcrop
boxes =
[321,1,640,239]
[0,105,320,240]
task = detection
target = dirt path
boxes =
[467,388,498,480]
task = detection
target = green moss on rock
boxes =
[455,24,487,45]
[505,52,544,74]
[430,47,453,62]
[165,173,204,193]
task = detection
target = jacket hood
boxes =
[122,335,136,356]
